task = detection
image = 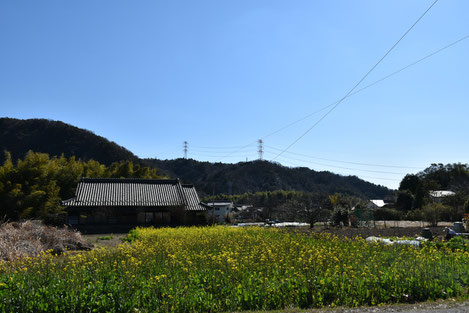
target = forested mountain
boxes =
[144,158,392,199]
[0,118,137,165]
[1,117,392,200]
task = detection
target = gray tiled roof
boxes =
[62,178,205,211]
[182,184,208,211]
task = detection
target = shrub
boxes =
[420,203,448,226]
[374,208,403,221]
[331,207,349,226]
[446,236,469,252]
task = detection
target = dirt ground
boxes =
[310,226,448,240]
[81,221,457,248]
[82,233,128,248]
[243,299,469,313]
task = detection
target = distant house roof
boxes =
[369,200,386,208]
[429,190,455,198]
[206,202,233,207]
[62,178,205,211]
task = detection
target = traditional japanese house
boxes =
[62,178,207,233]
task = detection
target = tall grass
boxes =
[0,226,467,312]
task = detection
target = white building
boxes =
[429,190,455,203]
[367,199,386,209]
[206,201,234,223]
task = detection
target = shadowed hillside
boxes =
[0,117,137,165]
[144,158,392,199]
[1,117,393,199]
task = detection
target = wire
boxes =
[191,146,255,154]
[271,0,440,160]
[191,144,256,150]
[264,145,423,169]
[212,31,468,164]
[277,159,402,182]
[191,152,258,159]
[271,153,406,175]
[216,11,464,164]
[261,33,469,140]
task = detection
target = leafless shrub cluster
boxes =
[0,220,91,262]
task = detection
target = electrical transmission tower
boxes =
[257,139,264,160]
[183,141,188,159]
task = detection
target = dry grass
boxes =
[0,220,92,262]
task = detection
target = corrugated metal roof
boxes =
[62,178,205,210]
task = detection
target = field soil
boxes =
[82,233,127,248]
[245,299,469,313]
[311,226,448,240]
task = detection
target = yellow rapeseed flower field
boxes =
[0,226,467,312]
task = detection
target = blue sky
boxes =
[1,0,468,189]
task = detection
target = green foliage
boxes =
[331,207,349,226]
[97,235,113,241]
[419,203,448,227]
[122,228,140,242]
[446,236,469,252]
[373,208,403,221]
[398,163,469,214]
[396,190,414,211]
[0,151,163,222]
[146,158,392,199]
[0,118,138,165]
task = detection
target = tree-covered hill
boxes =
[1,117,393,200]
[397,163,469,212]
[144,158,392,199]
[0,117,137,165]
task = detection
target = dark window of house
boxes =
[68,215,78,225]
[154,212,163,224]
[145,212,153,223]
[163,212,171,224]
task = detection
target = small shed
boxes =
[62,178,207,233]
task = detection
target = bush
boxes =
[446,236,469,252]
[419,203,449,226]
[439,205,463,222]
[374,208,403,221]
[331,207,349,226]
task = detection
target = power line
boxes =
[261,33,469,140]
[264,145,423,169]
[191,144,256,150]
[270,153,406,175]
[271,0,440,161]
[191,152,258,158]
[216,27,465,164]
[190,146,255,154]
[277,159,402,182]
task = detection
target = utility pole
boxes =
[183,141,188,159]
[257,139,263,160]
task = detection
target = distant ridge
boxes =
[0,117,392,198]
[144,158,393,199]
[0,117,137,165]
